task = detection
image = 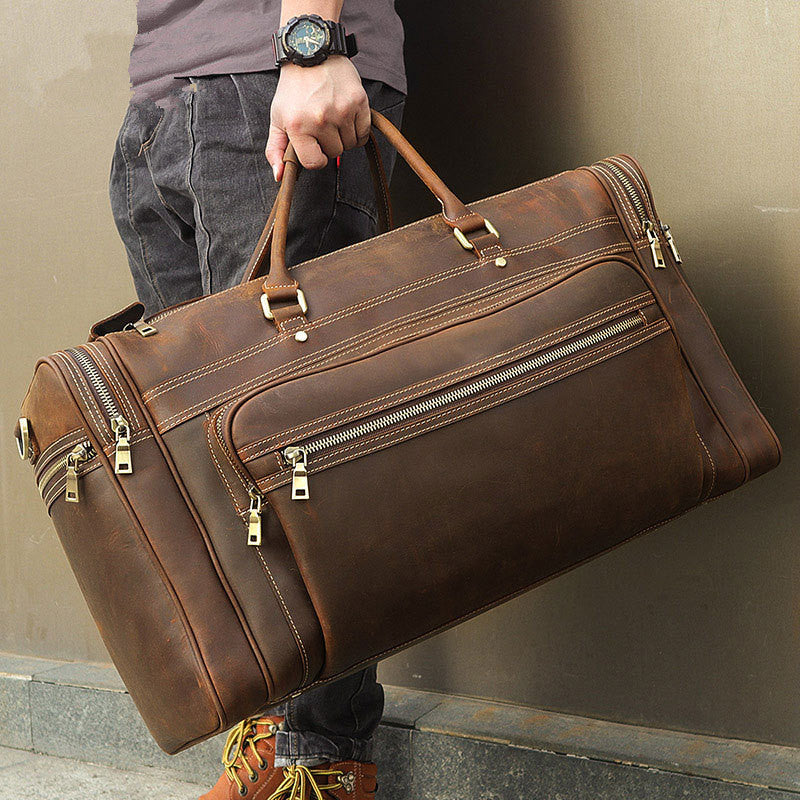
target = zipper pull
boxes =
[247,488,263,546]
[133,319,157,337]
[111,416,132,474]
[65,444,90,503]
[660,223,682,264]
[643,221,666,269]
[283,446,310,501]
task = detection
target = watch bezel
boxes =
[281,14,333,66]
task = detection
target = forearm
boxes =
[269,0,368,176]
[280,0,344,25]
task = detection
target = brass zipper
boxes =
[595,158,681,270]
[66,348,133,474]
[258,312,646,509]
[37,440,97,503]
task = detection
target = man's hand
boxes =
[266,56,370,181]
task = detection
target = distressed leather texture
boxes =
[18,115,780,754]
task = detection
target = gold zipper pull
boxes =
[132,319,157,337]
[65,444,90,503]
[660,223,682,264]
[111,416,132,474]
[247,488,263,546]
[283,446,309,501]
[643,221,666,269]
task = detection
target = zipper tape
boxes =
[591,158,680,270]
[65,348,133,475]
[254,312,663,507]
[291,313,645,460]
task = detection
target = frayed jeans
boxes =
[109,71,404,765]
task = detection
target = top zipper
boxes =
[66,347,133,474]
[594,158,682,270]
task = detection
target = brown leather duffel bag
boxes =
[16,112,780,754]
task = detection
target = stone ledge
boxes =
[2,652,799,799]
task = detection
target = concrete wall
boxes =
[1,0,797,748]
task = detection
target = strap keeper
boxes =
[453,218,500,251]
[261,287,308,320]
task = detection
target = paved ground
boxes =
[0,745,206,800]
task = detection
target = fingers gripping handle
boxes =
[256,110,500,331]
[242,127,393,285]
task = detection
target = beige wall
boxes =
[1,1,798,746]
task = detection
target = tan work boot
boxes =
[199,715,378,800]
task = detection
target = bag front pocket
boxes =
[209,258,705,680]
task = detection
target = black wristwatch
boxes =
[272,14,358,68]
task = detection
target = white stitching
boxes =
[243,290,653,457]
[443,210,481,223]
[142,217,619,401]
[591,164,638,233]
[40,432,155,507]
[244,217,277,284]
[206,417,243,510]
[52,353,110,443]
[43,462,103,508]
[153,243,630,429]
[254,548,310,686]
[591,164,641,236]
[35,428,84,469]
[205,415,310,686]
[240,292,654,459]
[147,170,582,327]
[260,323,669,491]
[36,431,90,485]
[156,243,631,431]
[85,343,141,428]
[607,157,657,221]
[695,430,717,499]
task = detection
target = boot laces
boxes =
[222,717,278,793]
[266,764,345,800]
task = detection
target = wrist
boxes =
[279,2,343,25]
[273,14,357,68]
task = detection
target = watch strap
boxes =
[272,17,358,67]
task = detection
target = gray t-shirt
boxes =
[130,0,405,104]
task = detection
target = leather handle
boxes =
[242,127,393,284]
[367,110,485,230]
[259,110,498,329]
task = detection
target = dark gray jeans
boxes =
[109,72,404,765]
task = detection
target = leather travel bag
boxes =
[16,112,781,754]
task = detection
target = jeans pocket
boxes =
[117,102,167,162]
[335,149,380,223]
[335,82,405,223]
[139,107,166,154]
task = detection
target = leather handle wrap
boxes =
[247,110,488,291]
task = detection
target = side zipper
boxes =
[37,440,97,504]
[593,157,681,271]
[65,347,133,475]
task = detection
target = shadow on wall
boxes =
[392,1,581,225]
[381,0,800,747]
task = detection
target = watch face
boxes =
[286,18,327,58]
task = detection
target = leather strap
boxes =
[257,110,500,330]
[241,130,393,284]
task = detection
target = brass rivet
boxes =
[294,330,308,342]
[494,256,507,268]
